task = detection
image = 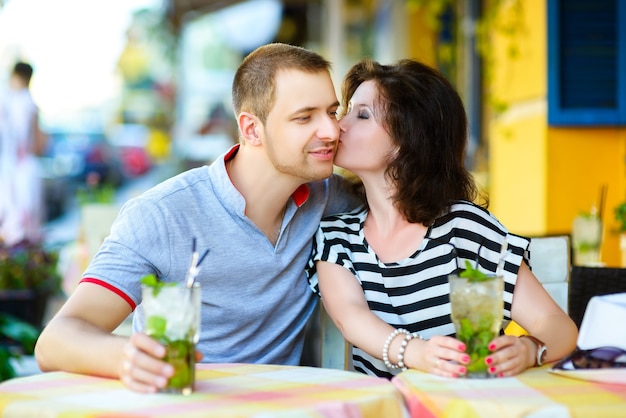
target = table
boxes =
[391,365,626,418]
[0,363,408,418]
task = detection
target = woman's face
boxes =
[335,80,395,176]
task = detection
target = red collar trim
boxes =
[224,144,240,161]
[292,184,310,207]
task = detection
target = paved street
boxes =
[43,161,180,248]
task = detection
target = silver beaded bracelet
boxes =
[382,328,410,369]
[397,332,424,371]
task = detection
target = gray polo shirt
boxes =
[82,146,359,365]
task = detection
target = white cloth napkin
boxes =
[578,293,626,350]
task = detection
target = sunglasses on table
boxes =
[553,347,626,370]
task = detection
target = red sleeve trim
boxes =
[79,278,137,311]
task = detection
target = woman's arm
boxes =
[511,262,578,361]
[487,262,578,376]
[316,261,468,377]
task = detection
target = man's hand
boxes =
[119,333,173,393]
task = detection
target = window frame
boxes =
[547,0,626,126]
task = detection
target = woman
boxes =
[305,59,577,379]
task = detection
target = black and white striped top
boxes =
[305,200,530,378]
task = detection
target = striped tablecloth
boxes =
[391,365,626,418]
[0,363,407,418]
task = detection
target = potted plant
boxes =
[0,238,61,381]
[0,239,62,328]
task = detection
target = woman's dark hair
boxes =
[341,58,486,225]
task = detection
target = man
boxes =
[35,44,359,393]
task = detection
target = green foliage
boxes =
[406,0,525,117]
[0,240,61,293]
[614,202,626,232]
[0,240,58,381]
[0,313,40,382]
[76,183,116,206]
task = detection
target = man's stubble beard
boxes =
[265,138,335,183]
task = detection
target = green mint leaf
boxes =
[141,274,176,296]
[459,260,489,282]
[146,315,167,338]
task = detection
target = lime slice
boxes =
[146,315,167,338]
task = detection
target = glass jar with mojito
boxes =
[141,275,201,394]
[449,262,503,378]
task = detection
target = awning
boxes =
[166,0,246,31]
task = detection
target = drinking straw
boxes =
[496,240,510,277]
[597,184,607,223]
[186,237,209,288]
[198,249,209,267]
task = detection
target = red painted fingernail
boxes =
[458,366,466,374]
[462,355,470,363]
[452,373,458,378]
[498,373,504,378]
[488,343,496,351]
[485,357,493,365]
[489,366,496,374]
[459,344,466,351]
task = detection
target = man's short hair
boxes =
[232,43,331,124]
[12,62,34,85]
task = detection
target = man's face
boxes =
[262,69,340,183]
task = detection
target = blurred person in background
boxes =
[0,61,47,245]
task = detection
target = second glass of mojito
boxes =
[449,274,503,378]
[141,282,201,394]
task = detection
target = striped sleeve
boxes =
[305,209,365,296]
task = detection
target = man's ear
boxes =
[238,112,262,145]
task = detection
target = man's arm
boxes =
[35,283,133,376]
[35,283,173,392]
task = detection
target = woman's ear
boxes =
[238,112,262,145]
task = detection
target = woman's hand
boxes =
[406,335,470,378]
[483,335,535,377]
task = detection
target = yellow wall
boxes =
[489,105,547,236]
[404,5,438,67]
[547,129,626,266]
[488,0,547,236]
